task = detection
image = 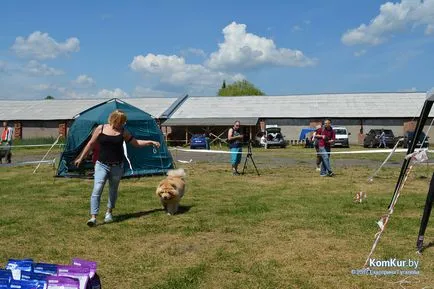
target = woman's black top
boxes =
[98,125,124,164]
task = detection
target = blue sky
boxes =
[1,0,434,99]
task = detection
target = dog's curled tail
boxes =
[167,168,186,178]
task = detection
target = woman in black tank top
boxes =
[74,109,161,227]
[97,124,124,165]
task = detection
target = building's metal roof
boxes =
[0,97,179,120]
[163,117,259,126]
[1,92,432,122]
[169,92,432,119]
[120,98,178,118]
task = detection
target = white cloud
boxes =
[180,48,207,58]
[399,87,418,92]
[342,0,434,46]
[130,53,243,89]
[291,25,302,32]
[354,49,367,57]
[133,86,173,98]
[426,24,434,35]
[0,60,6,73]
[73,74,96,87]
[207,22,316,70]
[32,83,54,91]
[23,60,64,76]
[11,31,80,59]
[31,83,89,98]
[32,83,129,99]
[130,22,316,95]
[96,88,130,99]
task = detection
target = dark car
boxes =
[403,131,429,148]
[363,129,396,148]
[190,134,209,149]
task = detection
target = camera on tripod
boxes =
[242,138,260,176]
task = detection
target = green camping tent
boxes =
[56,98,173,178]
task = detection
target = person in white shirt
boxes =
[260,133,267,149]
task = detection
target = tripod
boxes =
[242,140,260,176]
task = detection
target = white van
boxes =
[332,127,350,148]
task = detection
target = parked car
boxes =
[332,127,350,148]
[190,134,209,149]
[363,129,396,148]
[403,131,429,148]
[254,125,287,148]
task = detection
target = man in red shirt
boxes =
[1,121,13,163]
[315,119,335,176]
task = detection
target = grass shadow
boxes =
[111,208,164,223]
[176,205,193,215]
[102,205,193,225]
[420,241,434,253]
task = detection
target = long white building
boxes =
[0,92,432,144]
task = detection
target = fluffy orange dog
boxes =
[155,168,186,215]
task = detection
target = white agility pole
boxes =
[10,144,64,148]
[33,135,62,174]
[169,146,243,164]
[364,150,428,267]
[0,159,55,167]
[171,147,244,155]
[364,164,415,268]
[368,138,404,182]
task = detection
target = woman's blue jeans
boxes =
[90,161,124,215]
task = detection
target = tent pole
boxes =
[388,99,433,209]
[417,172,434,252]
[386,90,434,252]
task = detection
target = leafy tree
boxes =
[45,95,54,100]
[218,80,265,96]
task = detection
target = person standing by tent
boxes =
[1,121,13,163]
[228,120,243,175]
[74,110,160,227]
[314,119,335,177]
[379,129,387,148]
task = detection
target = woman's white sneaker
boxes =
[87,217,97,227]
[104,212,113,223]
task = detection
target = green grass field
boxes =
[0,146,433,288]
